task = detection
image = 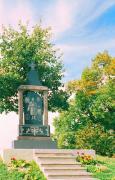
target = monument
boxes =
[13,61,57,149]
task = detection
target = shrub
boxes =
[57,132,76,149]
[76,122,114,156]
[8,158,46,180]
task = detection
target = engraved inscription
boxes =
[19,125,50,137]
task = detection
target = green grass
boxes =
[87,156,115,180]
[0,160,46,180]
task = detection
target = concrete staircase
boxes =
[34,150,96,180]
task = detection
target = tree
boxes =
[90,80,115,130]
[67,51,115,130]
[53,105,79,149]
[54,51,115,152]
[0,23,69,113]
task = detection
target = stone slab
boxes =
[13,139,57,149]
[34,149,95,157]
[18,136,51,140]
[19,85,48,91]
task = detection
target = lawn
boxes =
[87,156,115,180]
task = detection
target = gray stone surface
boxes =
[1,149,34,164]
[35,150,95,180]
[13,139,57,149]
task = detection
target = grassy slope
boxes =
[87,156,115,180]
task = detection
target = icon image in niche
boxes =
[24,91,43,124]
[27,97,38,120]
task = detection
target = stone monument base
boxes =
[13,136,57,149]
[1,149,95,164]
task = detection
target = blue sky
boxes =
[0,0,115,82]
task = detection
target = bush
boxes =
[56,132,76,149]
[0,158,46,180]
[76,122,114,157]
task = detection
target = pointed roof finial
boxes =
[27,61,42,86]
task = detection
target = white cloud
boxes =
[0,0,115,36]
[0,0,6,32]
[58,37,115,64]
[0,0,34,32]
[41,0,115,38]
[73,0,115,30]
[9,0,34,28]
[0,0,3,23]
[43,0,75,38]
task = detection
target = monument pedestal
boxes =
[13,136,57,149]
[14,62,57,150]
[13,124,57,149]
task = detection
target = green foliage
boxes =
[90,81,115,130]
[0,159,46,180]
[74,80,115,130]
[54,51,114,155]
[76,122,115,157]
[0,23,69,113]
[10,158,30,168]
[0,161,9,179]
[66,53,115,130]
[56,131,76,149]
[53,104,83,149]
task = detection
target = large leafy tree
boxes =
[0,23,69,113]
[54,51,115,150]
[67,51,115,130]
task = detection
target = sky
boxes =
[0,0,115,149]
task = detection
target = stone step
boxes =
[38,156,76,164]
[45,169,89,175]
[48,178,96,180]
[42,164,85,170]
[46,171,92,176]
[48,175,94,180]
[36,153,74,157]
[40,162,81,166]
[34,149,95,157]
[34,150,95,180]
[35,149,75,154]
